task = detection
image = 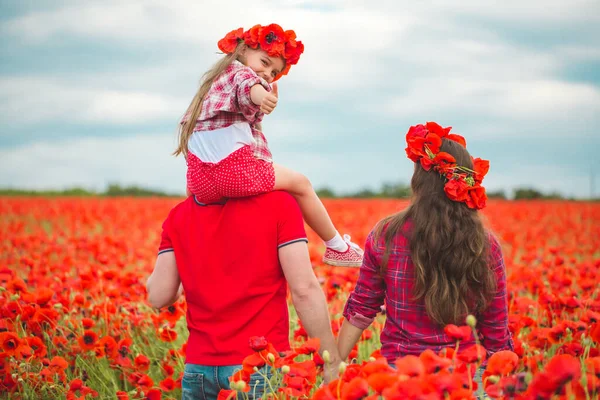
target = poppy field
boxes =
[1,197,599,399]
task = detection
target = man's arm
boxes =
[279,242,341,381]
[146,251,182,309]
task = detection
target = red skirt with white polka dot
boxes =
[187,145,275,203]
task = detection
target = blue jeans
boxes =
[181,364,271,400]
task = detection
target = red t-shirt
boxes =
[158,191,307,365]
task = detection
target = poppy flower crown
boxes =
[217,23,304,80]
[405,122,490,210]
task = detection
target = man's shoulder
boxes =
[229,191,299,218]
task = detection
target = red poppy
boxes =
[425,121,452,137]
[145,388,162,400]
[116,391,129,400]
[466,185,487,210]
[472,157,490,183]
[248,336,268,351]
[485,350,519,376]
[242,24,261,49]
[159,377,176,392]
[0,332,21,356]
[444,179,470,202]
[395,355,425,377]
[446,133,467,147]
[217,27,243,54]
[78,330,98,351]
[259,24,286,56]
[419,349,452,374]
[134,354,150,372]
[217,389,237,400]
[444,324,473,342]
[341,377,370,400]
[159,327,177,342]
[296,337,320,355]
[366,372,397,393]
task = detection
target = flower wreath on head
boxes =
[217,23,304,80]
[405,122,490,210]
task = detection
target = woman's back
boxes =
[343,221,513,363]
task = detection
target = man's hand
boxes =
[260,82,278,114]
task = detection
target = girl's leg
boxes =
[273,163,336,241]
[273,164,363,268]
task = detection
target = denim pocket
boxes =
[182,372,205,400]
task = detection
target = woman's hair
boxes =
[375,139,496,326]
[173,42,248,158]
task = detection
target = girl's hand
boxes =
[260,82,278,114]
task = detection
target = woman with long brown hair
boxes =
[337,122,513,364]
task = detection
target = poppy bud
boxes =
[339,362,347,374]
[267,353,275,363]
[323,350,330,363]
[466,315,477,328]
[10,294,19,301]
[0,287,5,292]
[53,303,63,309]
[281,365,290,374]
[486,375,500,384]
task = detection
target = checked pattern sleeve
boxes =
[343,231,386,329]
[183,61,273,161]
[477,234,514,356]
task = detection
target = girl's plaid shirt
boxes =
[182,60,273,162]
[343,223,514,362]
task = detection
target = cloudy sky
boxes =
[1,0,599,198]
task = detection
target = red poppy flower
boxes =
[217,27,243,54]
[466,185,487,210]
[457,344,487,364]
[446,133,466,147]
[145,388,162,400]
[159,327,177,342]
[444,324,472,342]
[217,389,237,400]
[425,121,452,138]
[444,179,470,202]
[0,332,21,356]
[433,152,457,173]
[312,384,336,400]
[243,24,261,49]
[472,157,490,183]
[259,24,286,56]
[341,377,370,400]
[78,330,98,351]
[543,354,581,387]
[419,349,452,373]
[485,350,519,376]
[366,372,397,394]
[394,355,425,377]
[248,336,268,351]
[134,354,150,372]
[159,377,176,392]
[116,391,129,400]
[296,337,320,355]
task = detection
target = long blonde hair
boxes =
[173,43,248,158]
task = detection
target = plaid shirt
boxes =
[343,221,514,363]
[182,60,273,162]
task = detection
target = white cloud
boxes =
[0,133,187,193]
[0,78,185,126]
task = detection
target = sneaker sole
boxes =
[322,259,362,268]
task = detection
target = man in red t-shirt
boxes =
[146,192,341,399]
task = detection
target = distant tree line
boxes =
[0,183,592,200]
[0,183,177,197]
